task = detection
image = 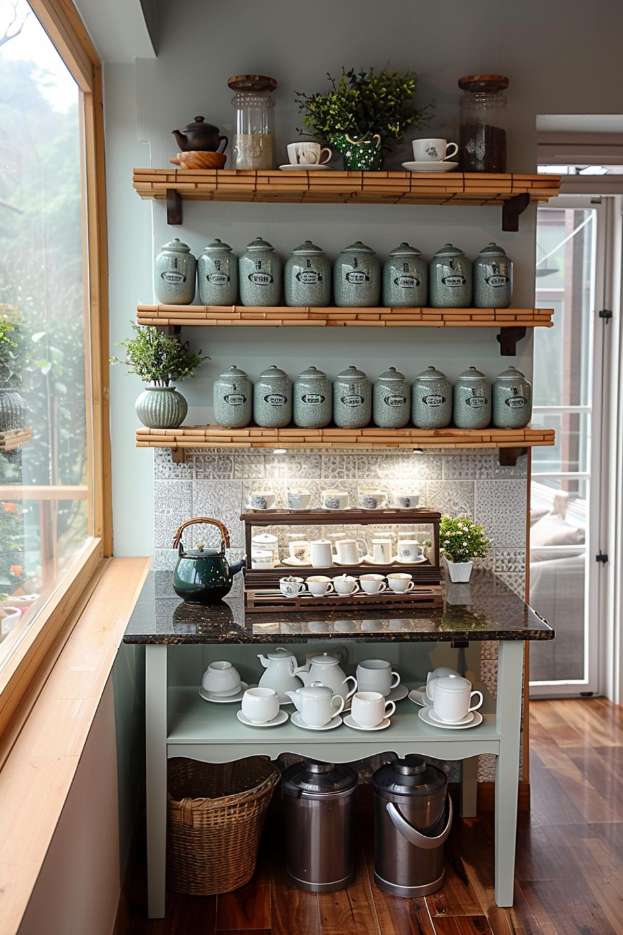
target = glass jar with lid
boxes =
[228,74,277,170]
[458,74,509,173]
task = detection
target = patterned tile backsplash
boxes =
[153,446,528,783]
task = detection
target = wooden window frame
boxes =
[0,0,112,746]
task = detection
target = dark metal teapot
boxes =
[172,517,244,604]
[172,116,228,153]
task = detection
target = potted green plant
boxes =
[295,67,428,170]
[0,309,27,433]
[440,515,489,583]
[114,325,207,428]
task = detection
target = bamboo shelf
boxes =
[0,427,32,452]
[136,425,555,466]
[133,169,560,230]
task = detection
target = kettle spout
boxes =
[172,129,188,150]
[229,557,246,576]
[286,689,303,711]
[294,664,312,686]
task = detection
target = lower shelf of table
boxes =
[167,687,499,762]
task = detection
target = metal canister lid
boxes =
[218,364,248,379]
[160,237,191,253]
[202,237,233,253]
[282,760,358,797]
[388,241,423,258]
[339,241,376,255]
[245,236,276,252]
[433,243,466,259]
[377,366,407,382]
[373,755,447,797]
[259,364,289,380]
[415,365,448,384]
[457,365,487,382]
[296,365,328,382]
[336,364,368,381]
[291,240,325,255]
[477,242,508,259]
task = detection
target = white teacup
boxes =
[241,687,280,724]
[322,488,349,510]
[202,660,242,696]
[310,539,333,567]
[426,666,460,701]
[335,538,367,565]
[248,492,276,510]
[356,659,400,697]
[359,488,386,510]
[397,539,422,563]
[287,489,311,510]
[351,691,396,728]
[289,684,344,727]
[360,573,387,595]
[288,539,310,563]
[392,493,420,509]
[387,572,414,593]
[307,575,334,597]
[333,574,359,595]
[279,576,306,598]
[287,141,332,166]
[369,538,393,564]
[412,138,459,162]
[430,675,483,723]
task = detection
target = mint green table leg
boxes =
[494,640,524,907]
[146,645,168,919]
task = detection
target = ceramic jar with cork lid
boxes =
[412,366,453,429]
[493,366,532,428]
[198,239,238,305]
[155,237,196,304]
[453,366,491,429]
[334,242,381,307]
[473,242,513,307]
[293,365,332,428]
[213,365,252,428]
[253,364,292,427]
[429,243,472,308]
[285,241,332,307]
[382,242,428,307]
[239,236,282,306]
[373,367,410,428]
[333,365,371,428]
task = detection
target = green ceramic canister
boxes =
[239,236,282,306]
[253,364,292,427]
[214,365,252,428]
[334,241,381,307]
[453,366,491,429]
[412,366,452,429]
[285,241,332,307]
[382,242,428,307]
[198,238,238,305]
[293,365,332,428]
[493,366,532,428]
[333,364,371,428]
[473,242,513,307]
[155,237,196,304]
[429,243,472,308]
[373,366,410,428]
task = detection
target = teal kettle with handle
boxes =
[172,517,245,604]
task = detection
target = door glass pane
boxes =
[0,2,91,665]
[531,412,590,473]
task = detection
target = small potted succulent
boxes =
[114,325,207,429]
[0,310,27,433]
[295,67,428,170]
[440,515,489,584]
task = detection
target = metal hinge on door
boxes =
[598,309,613,321]
[595,550,609,564]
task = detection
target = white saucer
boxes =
[401,160,459,173]
[291,712,342,731]
[281,556,308,567]
[362,556,396,566]
[237,709,289,728]
[199,681,250,704]
[396,555,427,565]
[408,686,429,707]
[344,714,391,732]
[279,163,330,171]
[418,707,483,730]
[334,558,363,567]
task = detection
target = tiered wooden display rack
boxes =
[0,427,33,452]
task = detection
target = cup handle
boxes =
[297,582,307,593]
[307,149,320,164]
[384,700,396,719]
[331,694,345,717]
[406,581,415,591]
[319,147,332,164]
[469,690,483,712]
[344,675,358,699]
[326,583,334,593]
[391,671,401,689]
[378,581,387,592]
[445,142,459,160]
[351,581,360,593]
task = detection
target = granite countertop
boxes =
[123,569,554,645]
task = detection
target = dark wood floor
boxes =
[121,698,623,934]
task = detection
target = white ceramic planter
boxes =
[446,559,473,583]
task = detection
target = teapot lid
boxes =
[252,532,278,544]
[496,365,527,382]
[433,242,466,258]
[377,365,407,382]
[340,240,376,255]
[245,235,275,252]
[282,760,357,796]
[477,241,508,258]
[296,365,327,381]
[180,115,220,133]
[416,365,448,383]
[265,647,296,660]
[388,241,423,258]
[259,363,288,380]
[202,237,233,253]
[458,365,487,382]
[336,364,368,380]
[161,237,191,254]
[373,755,447,796]
[218,364,248,379]
[291,240,325,255]
[309,652,339,666]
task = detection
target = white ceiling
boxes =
[537,114,623,133]
[74,0,157,62]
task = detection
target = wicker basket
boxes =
[167,757,280,896]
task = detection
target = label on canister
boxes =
[341,394,365,407]
[223,392,246,406]
[384,394,407,408]
[264,393,287,407]
[422,393,445,407]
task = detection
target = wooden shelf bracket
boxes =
[498,447,527,467]
[166,188,182,225]
[497,326,527,356]
[502,193,530,232]
[171,448,186,464]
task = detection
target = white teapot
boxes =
[257,647,302,700]
[295,652,357,701]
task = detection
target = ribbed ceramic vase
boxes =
[135,386,188,428]
[0,387,26,432]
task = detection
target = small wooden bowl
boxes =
[170,151,226,170]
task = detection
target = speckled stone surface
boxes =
[123,568,553,645]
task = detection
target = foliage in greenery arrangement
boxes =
[295,68,428,149]
[440,515,490,564]
[114,324,208,387]
[0,310,27,388]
